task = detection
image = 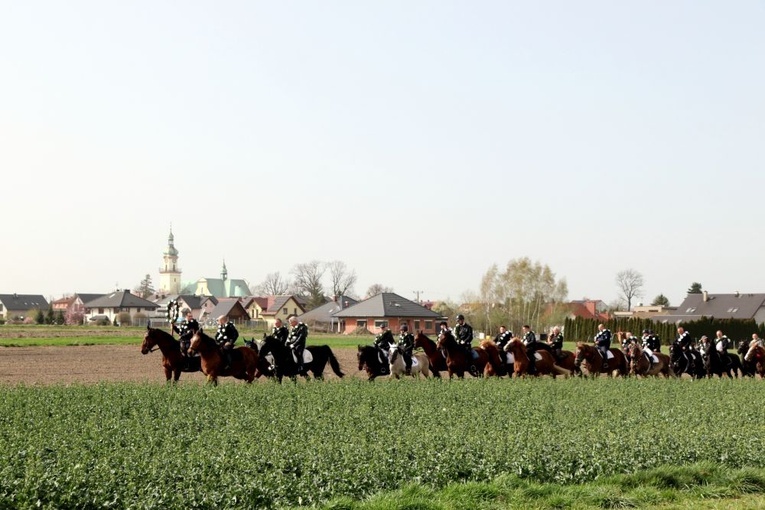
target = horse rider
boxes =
[522,325,538,375]
[286,315,309,373]
[398,323,415,375]
[641,329,661,370]
[454,314,474,366]
[439,320,451,335]
[172,308,199,357]
[215,315,239,370]
[272,318,289,345]
[715,330,733,367]
[495,325,513,364]
[621,331,636,351]
[594,324,612,372]
[676,326,695,371]
[547,326,564,361]
[752,333,765,349]
[374,323,395,364]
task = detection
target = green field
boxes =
[2,377,765,509]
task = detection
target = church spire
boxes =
[221,259,228,281]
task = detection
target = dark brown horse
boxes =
[357,345,389,381]
[141,326,201,382]
[414,331,447,377]
[504,338,571,378]
[189,330,260,385]
[574,342,627,377]
[533,341,580,376]
[627,342,673,378]
[436,330,494,378]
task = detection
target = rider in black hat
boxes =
[455,314,474,370]
[398,323,415,375]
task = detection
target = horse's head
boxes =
[738,339,751,355]
[357,345,366,370]
[414,332,430,349]
[745,343,763,363]
[357,345,377,370]
[504,338,522,353]
[189,330,205,354]
[574,342,588,367]
[389,345,400,364]
[141,326,157,355]
[437,330,453,349]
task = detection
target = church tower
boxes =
[159,227,182,294]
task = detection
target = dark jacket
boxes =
[375,330,394,350]
[495,330,513,349]
[643,334,661,351]
[215,322,239,347]
[173,319,199,341]
[594,329,611,349]
[287,322,308,350]
[455,322,473,346]
[549,332,564,350]
[398,332,414,354]
[272,325,289,344]
[522,331,537,347]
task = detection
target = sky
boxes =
[2,1,764,308]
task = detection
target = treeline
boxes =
[564,316,765,345]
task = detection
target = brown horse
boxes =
[141,326,201,382]
[414,331,448,377]
[744,343,765,378]
[479,339,506,377]
[574,342,627,377]
[436,330,493,378]
[503,338,571,378]
[533,342,580,376]
[189,330,260,385]
[627,342,674,378]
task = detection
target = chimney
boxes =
[702,290,708,302]
[735,291,740,298]
[333,295,338,303]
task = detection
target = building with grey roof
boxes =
[332,292,443,335]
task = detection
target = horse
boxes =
[414,331,447,377]
[141,326,201,382]
[626,342,673,378]
[436,330,494,378]
[532,341,580,376]
[699,337,737,378]
[744,342,765,378]
[668,342,706,379]
[258,334,345,382]
[737,339,757,377]
[574,342,627,377]
[189,330,259,385]
[357,344,390,381]
[389,345,431,379]
[504,338,571,378]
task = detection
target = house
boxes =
[298,296,358,333]
[562,299,610,321]
[0,294,50,321]
[208,298,251,324]
[243,296,269,322]
[332,292,443,335]
[152,294,216,321]
[51,296,75,314]
[652,291,765,325]
[260,295,307,328]
[83,290,159,325]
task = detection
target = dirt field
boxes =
[0,345,363,385]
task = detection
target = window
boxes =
[685,307,696,313]
[98,308,104,314]
[727,307,739,313]
[374,320,388,329]
[136,307,141,313]
[283,307,288,314]
[357,320,367,329]
[414,320,420,330]
[424,320,433,330]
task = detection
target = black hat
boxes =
[456,314,465,321]
[400,324,408,331]
[642,329,650,334]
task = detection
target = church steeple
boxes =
[159,226,182,294]
[221,260,228,281]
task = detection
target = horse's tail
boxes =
[326,347,345,378]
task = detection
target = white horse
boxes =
[389,345,430,379]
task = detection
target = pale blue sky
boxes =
[2,1,764,307]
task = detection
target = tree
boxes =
[477,257,568,334]
[291,261,326,309]
[134,274,155,299]
[651,294,670,307]
[687,282,703,294]
[615,269,644,311]
[365,283,394,298]
[253,272,290,296]
[327,260,357,298]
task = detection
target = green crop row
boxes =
[0,378,763,509]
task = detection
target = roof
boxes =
[673,293,765,320]
[0,294,50,311]
[333,293,441,319]
[180,278,250,298]
[76,293,106,305]
[209,299,250,319]
[299,297,359,323]
[84,290,159,309]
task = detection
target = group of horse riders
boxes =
[172,309,310,372]
[373,321,416,375]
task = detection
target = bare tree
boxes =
[615,268,644,311]
[253,272,290,296]
[327,260,357,298]
[366,283,393,298]
[291,261,326,309]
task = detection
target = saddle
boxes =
[291,350,313,364]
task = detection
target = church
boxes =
[158,229,251,299]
